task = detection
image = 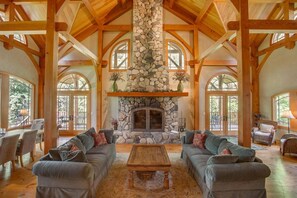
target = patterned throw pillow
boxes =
[92,133,107,147]
[193,133,207,149]
[219,148,232,155]
[70,144,80,151]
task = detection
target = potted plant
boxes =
[110,72,125,92]
[172,71,189,92]
[111,118,118,130]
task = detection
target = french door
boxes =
[206,93,238,136]
[57,92,90,135]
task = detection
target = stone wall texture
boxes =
[126,0,169,92]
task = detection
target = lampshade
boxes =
[19,109,29,116]
[281,110,295,119]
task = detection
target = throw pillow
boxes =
[207,155,239,165]
[48,143,72,161]
[70,144,79,151]
[59,150,88,162]
[69,137,87,154]
[205,134,227,155]
[217,141,255,162]
[192,133,207,149]
[77,133,95,151]
[185,130,201,144]
[260,124,274,133]
[99,129,114,144]
[92,132,107,147]
[219,148,232,155]
[84,127,96,136]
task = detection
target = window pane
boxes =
[207,74,238,91]
[273,93,290,126]
[57,74,90,91]
[111,41,129,70]
[8,76,32,128]
[168,41,185,70]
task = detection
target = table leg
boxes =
[164,171,169,189]
[129,171,134,188]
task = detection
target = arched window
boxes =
[57,73,90,91]
[207,74,238,91]
[110,40,130,70]
[0,10,27,45]
[8,76,33,128]
[166,40,186,70]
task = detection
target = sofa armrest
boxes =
[112,135,117,144]
[32,161,94,180]
[205,162,271,182]
[181,136,186,144]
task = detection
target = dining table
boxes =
[0,129,44,139]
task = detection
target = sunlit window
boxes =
[57,73,90,91]
[110,40,129,70]
[8,76,33,128]
[167,41,185,70]
[207,74,238,91]
[273,93,290,126]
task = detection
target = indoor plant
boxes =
[172,71,190,92]
[111,118,118,130]
[110,72,125,92]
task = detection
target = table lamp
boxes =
[281,110,295,133]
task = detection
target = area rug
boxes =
[222,136,267,150]
[96,153,202,198]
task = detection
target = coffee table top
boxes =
[127,144,171,167]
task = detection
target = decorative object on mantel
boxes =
[111,118,118,130]
[172,71,189,92]
[110,72,125,92]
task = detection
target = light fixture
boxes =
[281,110,295,133]
[19,109,29,129]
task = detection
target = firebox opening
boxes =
[132,107,164,132]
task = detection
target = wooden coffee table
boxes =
[127,144,171,189]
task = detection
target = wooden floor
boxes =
[0,139,297,198]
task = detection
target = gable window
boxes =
[273,93,290,126]
[166,40,186,70]
[8,76,33,128]
[57,73,90,91]
[207,74,238,91]
[110,40,130,71]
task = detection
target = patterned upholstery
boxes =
[280,134,297,156]
[252,120,277,146]
[0,134,20,171]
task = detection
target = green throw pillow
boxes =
[205,134,226,155]
[99,129,114,144]
[218,141,256,162]
[77,133,95,151]
[59,150,88,162]
[207,155,239,165]
[69,136,87,154]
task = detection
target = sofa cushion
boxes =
[48,143,72,161]
[87,144,116,159]
[98,129,114,144]
[205,134,226,155]
[193,133,207,149]
[84,127,96,136]
[185,130,201,144]
[207,155,239,165]
[183,144,213,157]
[219,148,232,155]
[260,124,274,133]
[69,136,87,154]
[77,133,94,151]
[190,155,212,181]
[86,154,108,180]
[218,141,255,162]
[59,150,88,162]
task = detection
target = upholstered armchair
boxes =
[280,134,297,156]
[252,120,278,146]
[0,134,20,171]
[31,118,44,150]
[16,130,38,167]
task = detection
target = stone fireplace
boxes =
[132,107,164,132]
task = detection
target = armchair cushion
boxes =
[259,124,274,133]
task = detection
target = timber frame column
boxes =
[251,46,259,127]
[193,28,200,129]
[44,1,58,153]
[237,0,251,147]
[38,55,45,118]
[96,29,103,130]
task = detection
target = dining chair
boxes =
[16,130,38,167]
[0,134,20,171]
[31,118,44,151]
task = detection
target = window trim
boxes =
[165,39,187,72]
[109,39,130,72]
[57,72,91,91]
[206,73,238,93]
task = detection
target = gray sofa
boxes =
[181,130,271,198]
[32,128,116,198]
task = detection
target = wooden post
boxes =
[237,0,251,147]
[38,55,45,118]
[44,1,58,153]
[193,28,200,130]
[251,46,259,127]
[3,4,14,50]
[0,73,9,129]
[96,29,103,130]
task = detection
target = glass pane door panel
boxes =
[150,110,162,130]
[227,95,238,131]
[57,95,70,130]
[73,95,88,130]
[209,95,223,131]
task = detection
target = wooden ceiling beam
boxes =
[163,24,195,31]
[103,0,132,24]
[215,0,297,3]
[0,21,68,34]
[189,59,237,67]
[228,20,297,33]
[163,1,195,24]
[100,24,132,31]
[59,32,98,63]
[169,0,175,8]
[195,0,213,24]
[0,0,46,4]
[58,59,94,66]
[103,31,128,56]
[81,0,102,25]
[200,31,236,60]
[0,35,43,56]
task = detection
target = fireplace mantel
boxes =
[107,92,188,97]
